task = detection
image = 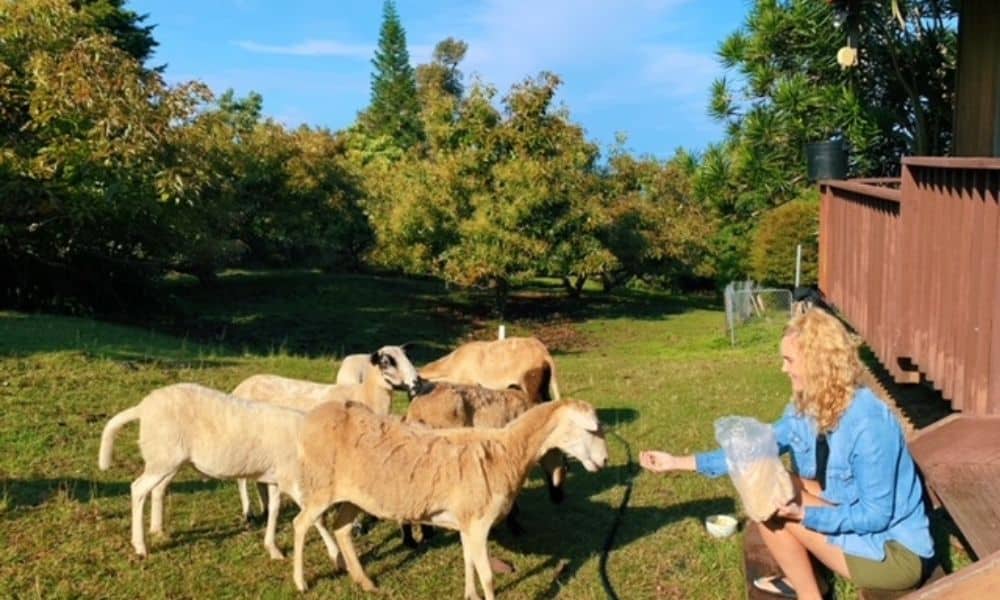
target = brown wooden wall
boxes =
[820,158,1000,416]
[954,0,1000,157]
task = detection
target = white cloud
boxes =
[236,39,374,58]
[639,45,721,98]
[458,0,691,89]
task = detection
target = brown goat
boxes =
[291,399,609,599]
[418,337,561,404]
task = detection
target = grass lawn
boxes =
[0,270,962,599]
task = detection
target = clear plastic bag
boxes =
[714,416,794,522]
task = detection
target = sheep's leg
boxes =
[149,470,177,535]
[464,521,494,600]
[238,479,251,520]
[293,502,327,592]
[130,469,170,556]
[540,449,566,504]
[421,524,436,542]
[313,518,343,571]
[401,523,418,548]
[504,501,524,536]
[459,530,481,600]
[256,481,268,515]
[330,503,377,592]
[264,483,285,559]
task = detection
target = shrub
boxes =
[749,191,819,287]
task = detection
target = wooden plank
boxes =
[909,415,1000,558]
[945,171,977,405]
[743,522,784,600]
[967,170,996,415]
[902,549,1000,599]
[928,167,946,396]
[821,180,902,203]
[895,164,920,382]
[925,464,1000,558]
[904,157,1000,170]
[987,171,1000,415]
[909,415,1000,465]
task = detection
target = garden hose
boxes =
[598,429,641,600]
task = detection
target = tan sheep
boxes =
[418,336,561,404]
[291,398,609,599]
[334,353,370,385]
[405,382,567,500]
[97,383,341,564]
[229,346,424,520]
[401,383,567,548]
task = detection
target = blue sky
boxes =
[131,0,749,159]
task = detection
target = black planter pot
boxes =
[805,139,848,181]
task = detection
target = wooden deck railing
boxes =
[820,157,1000,416]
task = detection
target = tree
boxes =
[0,0,213,308]
[73,0,160,68]
[362,0,423,149]
[697,0,956,284]
[600,146,716,291]
[749,191,819,287]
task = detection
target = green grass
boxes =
[0,271,965,599]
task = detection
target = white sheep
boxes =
[419,336,561,404]
[230,345,424,519]
[97,383,341,564]
[291,398,609,599]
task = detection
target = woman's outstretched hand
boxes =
[640,450,692,473]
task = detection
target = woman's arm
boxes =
[639,451,696,472]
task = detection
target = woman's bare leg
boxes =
[757,481,849,600]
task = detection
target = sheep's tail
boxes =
[545,355,561,402]
[99,405,140,470]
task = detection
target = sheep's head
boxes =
[370,345,429,396]
[549,400,609,473]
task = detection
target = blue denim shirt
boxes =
[695,388,934,561]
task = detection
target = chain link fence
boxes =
[724,280,794,346]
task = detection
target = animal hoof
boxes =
[268,549,286,560]
[490,556,516,574]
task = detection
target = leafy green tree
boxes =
[361,0,423,149]
[749,190,819,286]
[0,0,212,307]
[600,146,716,290]
[697,0,955,284]
[73,0,160,68]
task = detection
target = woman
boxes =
[641,308,935,599]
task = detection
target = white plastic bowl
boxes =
[705,514,738,539]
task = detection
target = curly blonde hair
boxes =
[784,308,863,432]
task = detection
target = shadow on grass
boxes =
[3,270,718,361]
[495,495,738,600]
[0,477,225,512]
[596,407,640,428]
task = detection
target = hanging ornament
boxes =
[837,45,858,68]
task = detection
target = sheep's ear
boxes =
[566,407,600,433]
[369,351,380,366]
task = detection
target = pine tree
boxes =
[363,0,423,149]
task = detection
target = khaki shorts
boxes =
[845,540,928,591]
